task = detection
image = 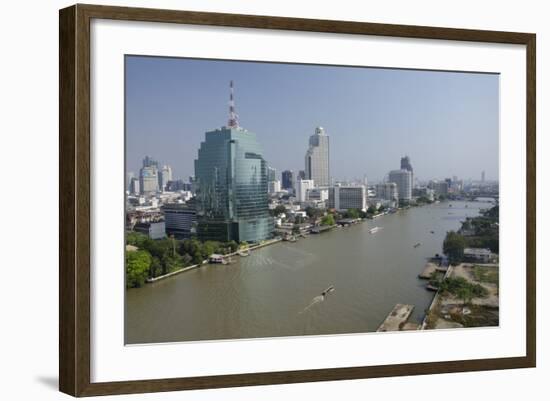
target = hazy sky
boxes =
[125,56,499,183]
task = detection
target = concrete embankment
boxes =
[146,238,282,283]
[420,265,454,329]
[377,304,416,332]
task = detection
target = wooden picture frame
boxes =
[59,3,536,397]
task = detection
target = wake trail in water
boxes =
[299,295,325,314]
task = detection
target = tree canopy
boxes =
[320,214,335,226]
[443,231,466,265]
[126,250,152,288]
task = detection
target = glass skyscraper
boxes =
[194,126,273,242]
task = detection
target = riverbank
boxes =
[126,201,484,343]
[423,263,499,329]
[146,238,283,283]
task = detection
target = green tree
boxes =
[367,206,377,215]
[346,208,360,219]
[320,214,335,226]
[443,231,466,265]
[456,286,474,305]
[305,206,323,219]
[149,256,163,278]
[126,250,152,288]
[378,205,386,213]
[227,240,239,253]
[270,205,287,217]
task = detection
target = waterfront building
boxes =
[159,165,172,192]
[307,187,329,202]
[464,247,492,263]
[268,180,281,194]
[162,203,197,238]
[376,182,398,201]
[388,169,412,201]
[193,81,273,243]
[414,187,435,201]
[429,180,449,196]
[305,126,330,187]
[329,185,367,211]
[133,221,166,240]
[281,170,294,190]
[296,179,314,202]
[400,155,414,185]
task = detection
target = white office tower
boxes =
[305,126,330,187]
[268,180,281,194]
[388,169,412,201]
[376,182,398,201]
[296,179,314,202]
[331,185,367,211]
[159,165,172,192]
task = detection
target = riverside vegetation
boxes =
[126,232,240,288]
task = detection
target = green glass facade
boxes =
[194,127,273,242]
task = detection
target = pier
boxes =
[377,304,415,332]
[418,262,448,279]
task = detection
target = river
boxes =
[125,201,486,344]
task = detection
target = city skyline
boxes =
[126,56,499,183]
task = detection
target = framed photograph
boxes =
[59,4,536,397]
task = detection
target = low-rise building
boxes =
[162,203,197,238]
[296,179,315,202]
[463,247,493,263]
[133,221,166,240]
[328,185,367,212]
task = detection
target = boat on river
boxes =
[369,227,381,234]
[414,243,421,248]
[321,285,335,297]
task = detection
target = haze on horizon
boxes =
[125,56,499,184]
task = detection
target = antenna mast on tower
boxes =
[228,80,239,128]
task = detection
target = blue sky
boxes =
[125,56,499,183]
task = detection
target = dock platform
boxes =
[377,304,415,332]
[418,262,448,279]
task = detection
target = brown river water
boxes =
[125,201,486,344]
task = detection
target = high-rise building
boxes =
[329,185,367,211]
[296,179,314,202]
[139,155,159,194]
[388,169,412,201]
[159,165,172,192]
[481,170,486,182]
[281,170,294,190]
[129,177,140,195]
[194,81,273,243]
[268,180,281,194]
[267,167,277,182]
[298,170,306,180]
[400,156,413,187]
[139,167,158,194]
[142,156,159,169]
[429,180,449,196]
[305,126,330,187]
[376,182,398,201]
